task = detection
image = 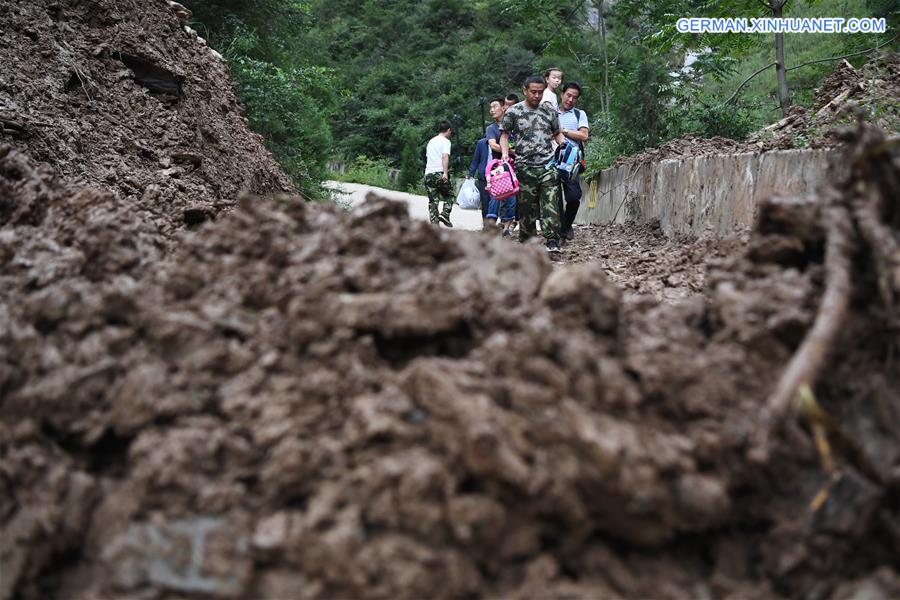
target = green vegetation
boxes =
[701,0,897,130]
[328,155,396,190]
[186,0,897,193]
[327,155,429,195]
[185,0,339,198]
[306,0,598,191]
[582,0,897,176]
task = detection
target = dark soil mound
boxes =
[2,119,898,598]
[747,53,900,151]
[813,59,863,111]
[612,135,746,168]
[0,0,293,240]
[560,220,748,302]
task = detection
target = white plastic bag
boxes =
[457,178,481,210]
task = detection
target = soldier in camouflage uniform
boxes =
[500,76,566,252]
[423,121,454,227]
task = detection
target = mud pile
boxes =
[560,221,747,302]
[0,0,293,241]
[612,135,745,168]
[813,58,864,111]
[3,119,899,598]
[746,53,900,151]
[811,53,899,132]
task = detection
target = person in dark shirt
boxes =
[486,97,506,159]
[467,137,491,225]
[485,97,517,232]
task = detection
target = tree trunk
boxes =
[772,0,791,116]
[598,0,610,114]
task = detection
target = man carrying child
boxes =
[500,76,566,252]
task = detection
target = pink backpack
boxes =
[484,159,519,201]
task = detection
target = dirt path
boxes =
[325,181,485,230]
[327,180,743,300]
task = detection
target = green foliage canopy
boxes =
[186,0,897,192]
[185,0,339,197]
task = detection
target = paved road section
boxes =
[325,181,485,231]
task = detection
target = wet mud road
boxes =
[329,180,742,300]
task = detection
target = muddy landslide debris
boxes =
[0,0,293,242]
[2,0,899,596]
[2,121,900,598]
[560,219,748,302]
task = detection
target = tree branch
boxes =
[722,61,776,106]
[786,33,900,72]
[534,0,588,58]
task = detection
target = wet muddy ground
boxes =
[0,0,292,244]
[2,1,899,598]
[559,222,747,302]
[3,131,899,599]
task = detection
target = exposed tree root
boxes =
[853,135,900,315]
[752,123,900,490]
[752,199,854,460]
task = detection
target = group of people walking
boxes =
[423,68,589,253]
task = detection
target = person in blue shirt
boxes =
[556,82,589,241]
[467,137,491,225]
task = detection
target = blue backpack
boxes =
[556,107,586,176]
[557,143,582,175]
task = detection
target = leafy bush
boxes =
[329,155,396,190]
[185,2,338,198]
[582,45,671,177]
[583,116,632,178]
[663,74,756,141]
[222,27,337,197]
[397,124,425,193]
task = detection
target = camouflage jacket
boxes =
[500,102,559,167]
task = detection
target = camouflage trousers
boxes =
[423,172,454,223]
[516,164,560,242]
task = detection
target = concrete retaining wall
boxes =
[575,148,840,236]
